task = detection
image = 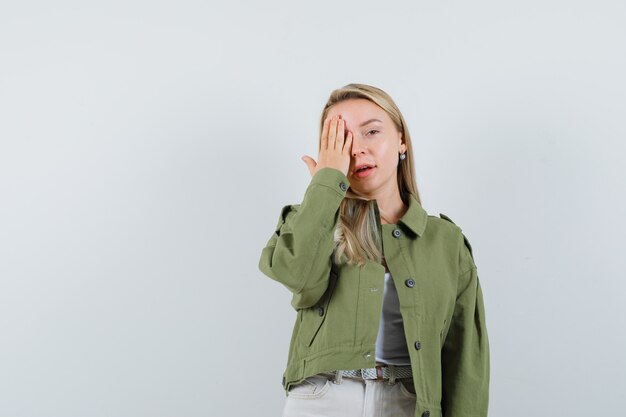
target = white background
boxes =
[1,1,625,416]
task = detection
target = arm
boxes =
[258,167,350,309]
[441,233,490,417]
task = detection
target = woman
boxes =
[258,83,490,417]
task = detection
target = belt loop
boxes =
[388,365,396,385]
[333,370,343,384]
[376,365,384,381]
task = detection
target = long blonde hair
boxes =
[319,83,422,267]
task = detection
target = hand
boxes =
[301,115,353,177]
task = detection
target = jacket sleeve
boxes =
[441,233,490,417]
[258,167,350,309]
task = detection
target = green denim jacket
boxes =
[258,167,490,417]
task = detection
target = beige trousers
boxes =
[282,371,416,417]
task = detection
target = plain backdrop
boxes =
[1,1,625,416]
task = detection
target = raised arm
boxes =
[258,167,349,309]
[258,115,353,309]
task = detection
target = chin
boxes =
[352,184,377,197]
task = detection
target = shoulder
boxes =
[279,203,301,219]
[272,203,301,233]
[427,213,462,233]
[423,212,463,242]
[427,212,476,272]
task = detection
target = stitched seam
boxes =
[459,265,476,277]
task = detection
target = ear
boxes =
[398,132,406,153]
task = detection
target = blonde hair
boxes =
[319,83,422,266]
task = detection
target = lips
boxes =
[353,163,376,179]
[354,163,375,173]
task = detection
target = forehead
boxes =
[326,99,391,125]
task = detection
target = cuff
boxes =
[300,167,351,229]
[308,167,351,197]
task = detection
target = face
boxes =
[325,98,406,198]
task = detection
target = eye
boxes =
[367,129,380,136]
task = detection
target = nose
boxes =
[351,133,367,157]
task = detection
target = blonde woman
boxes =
[258,83,490,417]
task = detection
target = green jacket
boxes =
[258,167,490,417]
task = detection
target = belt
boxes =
[329,365,413,381]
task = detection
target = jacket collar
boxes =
[399,194,428,237]
[372,194,428,238]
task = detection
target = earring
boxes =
[399,152,406,160]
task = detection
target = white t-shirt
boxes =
[375,271,411,365]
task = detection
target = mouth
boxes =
[353,164,376,178]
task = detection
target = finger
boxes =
[335,118,345,151]
[320,117,330,150]
[301,155,317,176]
[343,131,353,156]
[328,117,337,150]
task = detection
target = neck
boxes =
[378,196,408,224]
[353,186,407,225]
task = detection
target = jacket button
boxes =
[392,229,402,238]
[317,306,324,316]
[414,341,422,350]
[422,411,430,417]
[339,182,348,191]
[405,278,415,288]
